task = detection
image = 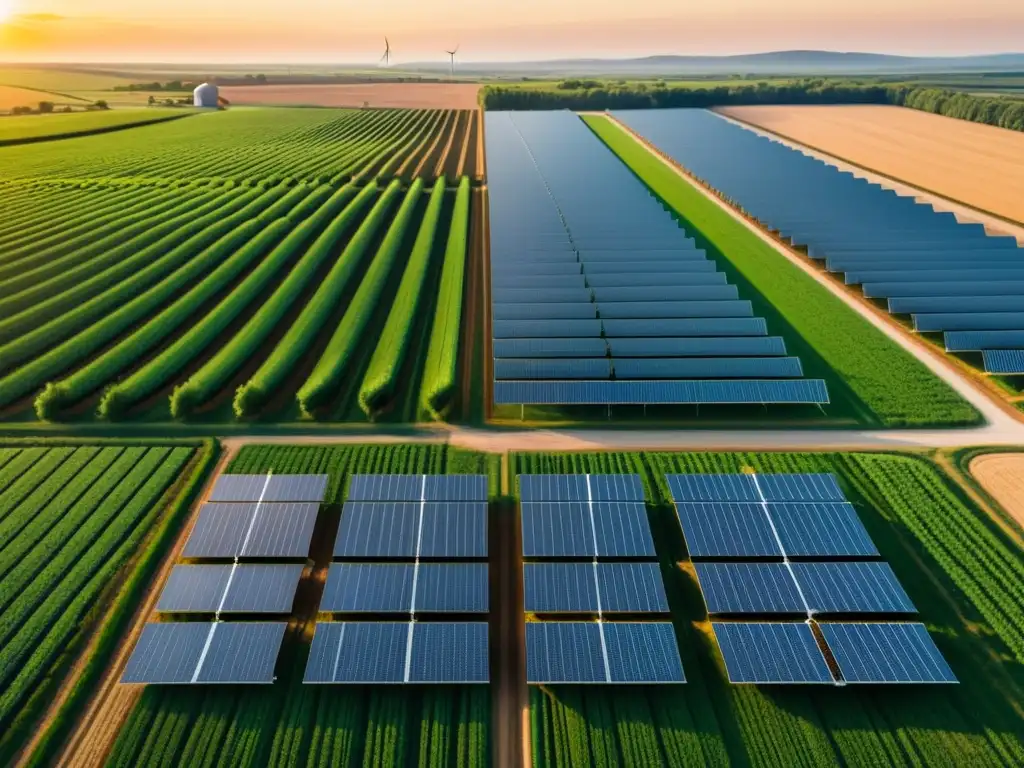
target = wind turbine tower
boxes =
[380,37,391,67]
[445,45,459,78]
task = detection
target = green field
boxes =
[0,108,477,427]
[0,109,188,145]
[0,439,215,766]
[582,114,980,428]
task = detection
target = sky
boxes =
[0,0,1022,63]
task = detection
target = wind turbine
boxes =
[445,44,459,78]
[380,37,391,67]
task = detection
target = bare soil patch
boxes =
[718,105,1024,225]
[220,83,480,109]
[970,453,1024,529]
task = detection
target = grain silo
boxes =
[193,82,220,109]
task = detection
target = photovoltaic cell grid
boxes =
[695,562,916,615]
[524,562,669,613]
[819,623,957,684]
[156,564,304,614]
[613,108,1024,382]
[122,622,287,684]
[525,621,685,683]
[712,622,833,684]
[519,474,645,502]
[485,110,828,408]
[347,474,489,502]
[303,622,490,683]
[320,563,489,613]
[208,474,328,503]
[183,502,320,559]
[334,502,488,558]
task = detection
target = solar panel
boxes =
[333,502,417,558]
[593,285,739,302]
[320,564,414,612]
[754,474,846,502]
[518,474,644,502]
[122,622,287,684]
[524,562,668,613]
[408,622,490,682]
[526,622,606,683]
[209,474,328,503]
[675,502,782,558]
[603,622,686,683]
[493,337,608,359]
[770,503,878,558]
[304,622,407,683]
[521,501,655,558]
[493,303,598,321]
[596,563,670,613]
[983,349,1024,375]
[667,474,758,502]
[414,564,489,613]
[607,337,787,358]
[494,379,830,405]
[914,312,1024,333]
[494,358,612,380]
[712,622,834,684]
[183,503,319,559]
[419,502,489,558]
[793,563,916,614]
[597,300,753,319]
[197,623,288,683]
[945,330,1024,352]
[524,563,599,612]
[346,475,488,502]
[493,318,602,338]
[819,623,957,684]
[601,318,767,338]
[612,357,803,379]
[156,564,303,614]
[694,563,805,614]
[122,623,210,684]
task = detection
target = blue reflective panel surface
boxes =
[820,623,957,684]
[603,622,686,682]
[695,563,805,614]
[304,622,408,683]
[792,563,916,614]
[770,502,878,558]
[409,623,490,682]
[526,622,605,683]
[712,622,834,684]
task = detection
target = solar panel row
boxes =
[613,108,1023,382]
[485,110,828,407]
[522,502,656,558]
[524,562,669,613]
[518,474,645,502]
[304,622,490,683]
[209,474,328,503]
[157,564,304,614]
[347,474,488,502]
[184,502,320,559]
[122,622,287,684]
[525,622,685,683]
[334,501,488,559]
[320,563,489,613]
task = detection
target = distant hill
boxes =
[403,50,1024,78]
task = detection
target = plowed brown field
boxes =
[718,105,1024,224]
[220,83,480,109]
[970,453,1024,529]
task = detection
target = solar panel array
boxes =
[306,475,491,684]
[668,472,955,684]
[485,110,829,408]
[614,109,1024,380]
[124,473,328,685]
[519,474,684,683]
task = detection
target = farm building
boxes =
[193,82,220,108]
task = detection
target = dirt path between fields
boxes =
[56,444,238,768]
[969,453,1024,531]
[600,113,1022,434]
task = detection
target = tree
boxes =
[256,73,268,85]
[38,101,55,114]
[148,95,157,106]
[93,100,109,110]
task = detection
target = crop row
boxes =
[511,449,1024,767]
[0,443,195,758]
[3,178,475,424]
[0,108,474,184]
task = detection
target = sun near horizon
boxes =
[0,0,17,24]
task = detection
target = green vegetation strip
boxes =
[584,114,979,427]
[0,110,192,146]
[422,176,472,420]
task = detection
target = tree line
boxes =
[478,79,1024,132]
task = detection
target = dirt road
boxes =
[717,105,1024,228]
